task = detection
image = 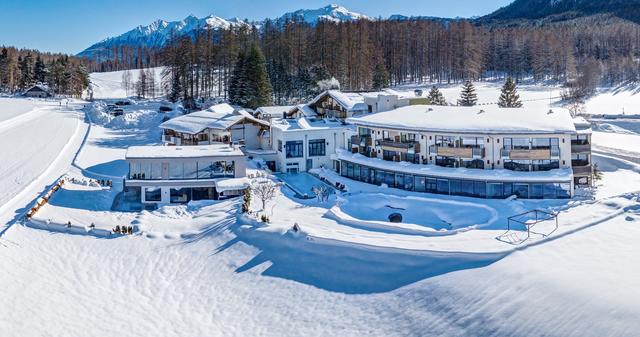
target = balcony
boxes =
[377,139,421,154]
[571,143,591,153]
[350,135,372,147]
[501,148,554,160]
[163,135,177,144]
[572,165,592,175]
[572,159,590,167]
[430,145,484,159]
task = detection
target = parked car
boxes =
[114,99,133,106]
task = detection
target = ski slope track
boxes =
[0,102,88,236]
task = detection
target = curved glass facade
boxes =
[339,159,571,199]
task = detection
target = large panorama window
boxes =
[338,160,570,199]
[286,141,304,158]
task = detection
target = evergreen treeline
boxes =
[148,17,640,104]
[0,46,89,97]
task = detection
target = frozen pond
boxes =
[338,193,497,231]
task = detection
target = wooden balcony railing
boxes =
[377,139,420,154]
[429,145,484,158]
[502,148,553,160]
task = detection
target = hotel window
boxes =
[504,137,529,149]
[308,139,326,157]
[169,162,183,179]
[151,162,162,179]
[277,140,283,152]
[400,133,416,142]
[571,134,589,145]
[197,161,214,179]
[225,161,235,176]
[285,140,304,158]
[532,160,559,171]
[129,162,141,179]
[144,187,162,202]
[184,161,197,179]
[358,127,370,136]
[212,161,226,177]
[382,130,390,139]
[461,137,483,148]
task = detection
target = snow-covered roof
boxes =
[24,84,51,93]
[573,117,592,134]
[335,149,573,183]
[309,90,367,112]
[347,105,577,135]
[287,104,317,118]
[255,105,296,117]
[159,103,268,134]
[270,117,352,132]
[361,88,424,100]
[126,144,244,160]
[214,177,250,192]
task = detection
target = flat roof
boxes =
[347,105,577,135]
[270,117,352,132]
[335,149,573,183]
[126,144,244,160]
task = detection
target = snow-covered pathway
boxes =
[0,100,88,233]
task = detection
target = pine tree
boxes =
[244,43,273,109]
[498,77,523,108]
[34,56,47,84]
[457,80,478,106]
[18,53,34,90]
[372,63,389,90]
[228,49,248,107]
[427,86,447,105]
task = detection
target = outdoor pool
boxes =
[276,172,336,198]
[336,193,498,232]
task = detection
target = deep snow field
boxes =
[0,71,639,337]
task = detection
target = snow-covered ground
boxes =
[89,67,164,99]
[1,79,639,336]
[0,98,87,231]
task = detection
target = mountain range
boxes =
[78,1,640,60]
[77,4,368,60]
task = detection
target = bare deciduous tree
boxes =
[312,185,331,203]
[121,69,132,96]
[252,180,278,211]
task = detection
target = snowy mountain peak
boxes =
[78,14,248,60]
[78,4,368,60]
[278,4,369,25]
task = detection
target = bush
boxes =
[242,187,251,213]
[260,214,270,223]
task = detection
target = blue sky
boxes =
[0,0,512,55]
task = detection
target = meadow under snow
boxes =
[0,70,639,336]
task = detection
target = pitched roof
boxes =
[309,90,367,112]
[255,105,296,117]
[347,105,577,134]
[24,84,50,93]
[159,103,269,134]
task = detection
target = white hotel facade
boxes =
[339,105,591,199]
[124,90,592,203]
